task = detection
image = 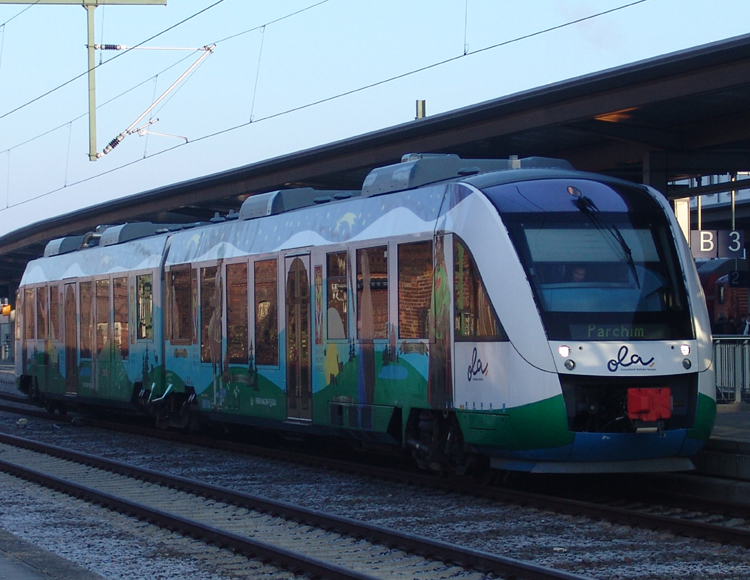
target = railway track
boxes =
[0,431,591,580]
[3,392,750,551]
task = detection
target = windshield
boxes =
[482,178,693,341]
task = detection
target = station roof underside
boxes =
[4,32,750,287]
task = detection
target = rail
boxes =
[714,335,750,403]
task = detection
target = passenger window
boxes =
[136,275,153,340]
[200,266,222,365]
[357,246,388,339]
[168,267,192,343]
[255,259,279,366]
[226,262,248,364]
[23,288,34,341]
[398,241,432,339]
[36,286,48,341]
[96,279,110,356]
[79,281,93,358]
[327,251,348,339]
[113,277,128,359]
[49,285,59,341]
[454,238,506,340]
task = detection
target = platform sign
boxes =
[727,271,750,288]
[690,230,744,259]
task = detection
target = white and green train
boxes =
[16,154,716,473]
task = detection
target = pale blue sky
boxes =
[0,0,749,235]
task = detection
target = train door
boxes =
[94,278,111,397]
[20,288,33,383]
[35,286,49,389]
[200,264,223,408]
[285,254,312,421]
[49,284,61,392]
[64,283,78,395]
[432,234,453,410]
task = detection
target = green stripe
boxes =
[457,395,574,450]
[687,392,716,441]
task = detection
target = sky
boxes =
[1,0,750,237]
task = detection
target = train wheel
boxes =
[408,409,474,476]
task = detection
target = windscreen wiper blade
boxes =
[571,189,641,288]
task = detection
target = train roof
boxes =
[38,154,649,259]
[463,166,651,192]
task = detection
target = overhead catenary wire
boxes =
[1,49,202,155]
[0,0,40,28]
[64,121,73,187]
[0,0,650,212]
[0,0,327,125]
[0,0,227,123]
[1,1,46,75]
[249,25,266,123]
[0,0,331,156]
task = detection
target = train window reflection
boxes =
[255,259,279,366]
[453,238,505,340]
[49,285,59,342]
[357,246,388,339]
[96,279,110,357]
[136,275,153,340]
[327,252,348,340]
[168,268,192,343]
[398,241,432,339]
[200,266,222,365]
[36,286,48,341]
[23,288,34,341]
[79,282,93,359]
[226,262,248,364]
[113,277,128,359]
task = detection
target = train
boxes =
[15,153,716,474]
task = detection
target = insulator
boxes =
[103,44,121,51]
[107,137,121,150]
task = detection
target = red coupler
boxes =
[627,387,671,422]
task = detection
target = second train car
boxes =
[16,153,716,473]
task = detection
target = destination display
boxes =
[569,323,670,340]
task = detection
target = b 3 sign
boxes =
[690,230,744,259]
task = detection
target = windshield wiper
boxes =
[569,187,641,288]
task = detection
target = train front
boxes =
[477,173,715,473]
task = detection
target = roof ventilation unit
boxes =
[44,236,85,257]
[239,188,360,220]
[362,153,573,196]
[99,222,164,247]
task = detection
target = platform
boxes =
[711,401,750,442]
